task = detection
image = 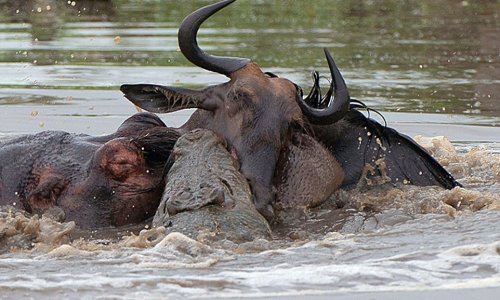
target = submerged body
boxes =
[153,129,271,242]
[274,132,344,211]
[0,113,179,229]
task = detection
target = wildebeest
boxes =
[0,0,461,230]
[121,0,460,221]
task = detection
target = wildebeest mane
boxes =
[328,108,461,189]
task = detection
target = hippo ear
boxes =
[115,112,167,136]
[131,127,181,171]
[96,128,180,182]
[94,138,147,182]
[120,84,218,113]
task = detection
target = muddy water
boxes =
[0,0,499,298]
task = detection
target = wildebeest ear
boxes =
[120,84,216,113]
[328,109,461,189]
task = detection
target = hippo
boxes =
[0,113,179,229]
[121,0,461,221]
[153,129,271,242]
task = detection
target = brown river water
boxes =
[0,0,499,298]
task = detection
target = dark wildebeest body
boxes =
[311,109,459,189]
[0,113,179,228]
[121,0,460,222]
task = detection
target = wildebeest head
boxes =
[120,0,350,220]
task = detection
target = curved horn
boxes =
[298,49,350,125]
[178,0,251,76]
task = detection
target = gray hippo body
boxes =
[0,111,344,233]
[153,129,271,242]
[0,113,179,229]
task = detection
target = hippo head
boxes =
[120,0,350,221]
[23,113,180,228]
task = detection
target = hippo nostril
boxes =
[166,188,195,216]
[207,187,226,207]
[199,183,227,208]
[174,189,191,198]
[220,178,233,195]
[166,200,178,216]
[184,129,204,141]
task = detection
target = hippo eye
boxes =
[90,186,113,203]
[265,72,278,78]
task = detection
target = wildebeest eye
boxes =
[230,87,254,103]
[223,89,247,116]
[265,72,278,78]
